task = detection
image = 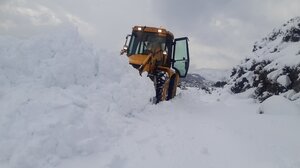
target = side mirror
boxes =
[120,34,131,55]
[120,45,128,55]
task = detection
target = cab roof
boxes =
[132,26,174,38]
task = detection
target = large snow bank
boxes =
[0,25,153,168]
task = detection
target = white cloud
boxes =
[0,20,16,29]
[190,38,240,69]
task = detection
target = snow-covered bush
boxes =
[230,17,300,102]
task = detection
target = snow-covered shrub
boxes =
[213,81,227,88]
[282,27,300,42]
[282,66,300,92]
[231,77,250,93]
[229,17,300,102]
[253,69,287,101]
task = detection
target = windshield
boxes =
[127,31,166,56]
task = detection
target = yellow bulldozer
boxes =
[121,26,190,103]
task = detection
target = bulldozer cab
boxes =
[127,32,166,55]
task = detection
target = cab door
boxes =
[172,37,190,78]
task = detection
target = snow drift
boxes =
[230,17,300,101]
[0,25,154,168]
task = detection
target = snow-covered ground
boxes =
[57,89,300,168]
[0,26,300,168]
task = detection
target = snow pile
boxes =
[259,95,300,115]
[0,27,96,88]
[230,17,300,101]
[0,25,153,168]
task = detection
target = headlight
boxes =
[158,29,162,33]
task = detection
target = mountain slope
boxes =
[230,17,300,101]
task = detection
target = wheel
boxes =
[153,71,168,104]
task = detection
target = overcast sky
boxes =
[1,0,299,70]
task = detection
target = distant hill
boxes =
[180,69,229,90]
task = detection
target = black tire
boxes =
[153,71,167,104]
